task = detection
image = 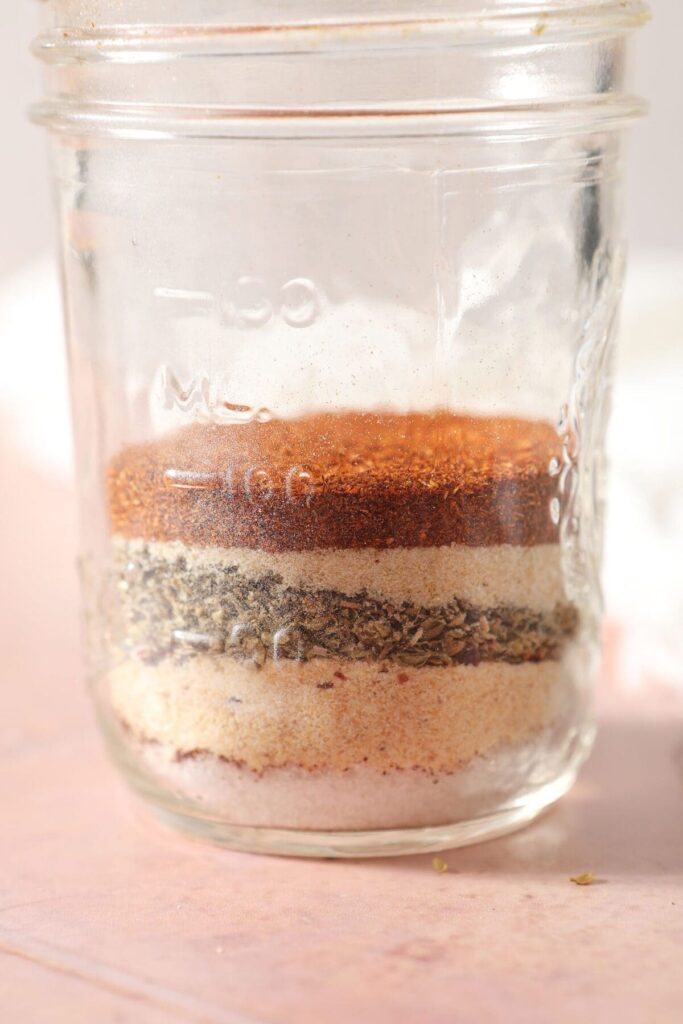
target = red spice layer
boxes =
[107,411,561,552]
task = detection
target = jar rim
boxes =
[34,1,650,63]
[33,1,649,139]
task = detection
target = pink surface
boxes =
[1,438,682,1023]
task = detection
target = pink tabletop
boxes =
[1,437,682,1024]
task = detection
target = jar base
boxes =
[138,764,580,858]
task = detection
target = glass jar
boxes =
[33,0,648,857]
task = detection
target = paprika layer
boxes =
[107,411,562,552]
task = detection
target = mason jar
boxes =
[33,0,648,856]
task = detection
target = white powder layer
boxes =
[114,536,565,611]
[134,736,569,831]
[109,655,570,774]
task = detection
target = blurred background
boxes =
[1,3,681,687]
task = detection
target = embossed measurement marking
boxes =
[154,286,214,306]
[162,464,319,505]
[172,628,224,654]
[153,276,324,330]
[156,365,276,422]
[163,469,222,491]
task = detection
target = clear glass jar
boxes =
[33,0,648,856]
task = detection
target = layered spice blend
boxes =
[104,411,579,830]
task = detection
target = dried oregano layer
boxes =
[111,543,578,668]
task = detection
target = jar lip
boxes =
[31,96,648,140]
[34,2,650,62]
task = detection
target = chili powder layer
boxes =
[107,411,562,552]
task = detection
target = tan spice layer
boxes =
[122,537,567,610]
[107,412,562,552]
[109,655,568,774]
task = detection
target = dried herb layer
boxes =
[112,542,578,667]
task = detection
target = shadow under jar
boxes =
[33,0,648,856]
